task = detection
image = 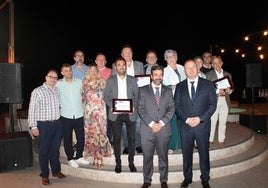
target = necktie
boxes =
[190,81,195,100]
[174,69,181,82]
[155,87,160,106]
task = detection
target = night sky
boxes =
[0,0,268,107]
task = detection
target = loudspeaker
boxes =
[0,63,23,103]
[0,131,33,172]
[239,114,267,134]
[245,63,262,88]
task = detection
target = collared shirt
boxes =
[117,74,127,99]
[187,77,198,97]
[215,69,224,94]
[56,77,83,119]
[126,60,135,76]
[28,83,60,128]
[71,63,88,80]
[151,83,162,96]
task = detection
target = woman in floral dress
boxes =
[82,64,112,168]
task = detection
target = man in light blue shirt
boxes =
[56,63,89,168]
[71,50,88,80]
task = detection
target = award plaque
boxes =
[213,76,233,90]
[112,99,133,113]
[135,74,151,87]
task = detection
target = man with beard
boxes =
[137,65,175,188]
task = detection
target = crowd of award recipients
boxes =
[28,44,234,188]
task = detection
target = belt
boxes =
[44,119,59,123]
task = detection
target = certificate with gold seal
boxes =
[112,99,133,113]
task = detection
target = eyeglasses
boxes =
[46,75,58,80]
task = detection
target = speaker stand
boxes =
[250,87,255,116]
[8,103,19,134]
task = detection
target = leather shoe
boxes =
[42,177,50,185]
[141,182,151,188]
[202,181,210,188]
[115,165,122,173]
[136,146,143,153]
[52,172,66,179]
[161,182,168,188]
[129,163,137,172]
[218,142,226,148]
[123,147,129,154]
[180,179,192,188]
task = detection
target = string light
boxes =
[213,28,267,60]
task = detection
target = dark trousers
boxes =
[37,120,62,178]
[180,123,210,182]
[60,116,84,161]
[111,114,135,166]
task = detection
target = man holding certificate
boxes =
[206,56,234,149]
[104,57,139,173]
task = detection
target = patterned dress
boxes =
[82,79,112,158]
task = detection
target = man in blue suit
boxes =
[174,60,217,188]
[104,57,139,173]
[137,65,174,188]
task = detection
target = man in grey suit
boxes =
[137,65,174,188]
[104,57,139,173]
[111,44,144,154]
[174,60,217,188]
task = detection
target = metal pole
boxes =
[8,0,15,63]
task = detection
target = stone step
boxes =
[52,124,268,184]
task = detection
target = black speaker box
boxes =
[0,131,33,172]
[245,63,262,88]
[239,114,267,134]
[0,63,23,103]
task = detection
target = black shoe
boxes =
[202,181,210,188]
[180,179,192,188]
[123,147,129,154]
[161,182,168,188]
[136,146,143,153]
[115,165,122,173]
[141,182,151,188]
[129,163,137,172]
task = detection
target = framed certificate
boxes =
[213,76,233,90]
[135,74,151,87]
[112,99,133,113]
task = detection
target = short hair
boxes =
[151,65,163,75]
[114,57,126,66]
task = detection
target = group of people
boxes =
[28,46,234,188]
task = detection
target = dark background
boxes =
[0,0,268,109]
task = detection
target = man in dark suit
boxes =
[104,57,139,173]
[137,65,174,188]
[174,60,217,188]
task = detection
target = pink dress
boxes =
[82,79,112,157]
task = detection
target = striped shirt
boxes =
[28,83,60,129]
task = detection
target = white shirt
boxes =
[117,75,127,99]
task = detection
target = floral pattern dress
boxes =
[82,79,112,158]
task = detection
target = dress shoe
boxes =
[202,181,211,188]
[52,172,66,179]
[136,146,143,153]
[161,182,168,188]
[115,165,122,173]
[141,182,151,188]
[129,163,137,172]
[209,142,213,149]
[218,142,226,148]
[42,177,50,185]
[123,147,129,154]
[180,179,192,188]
